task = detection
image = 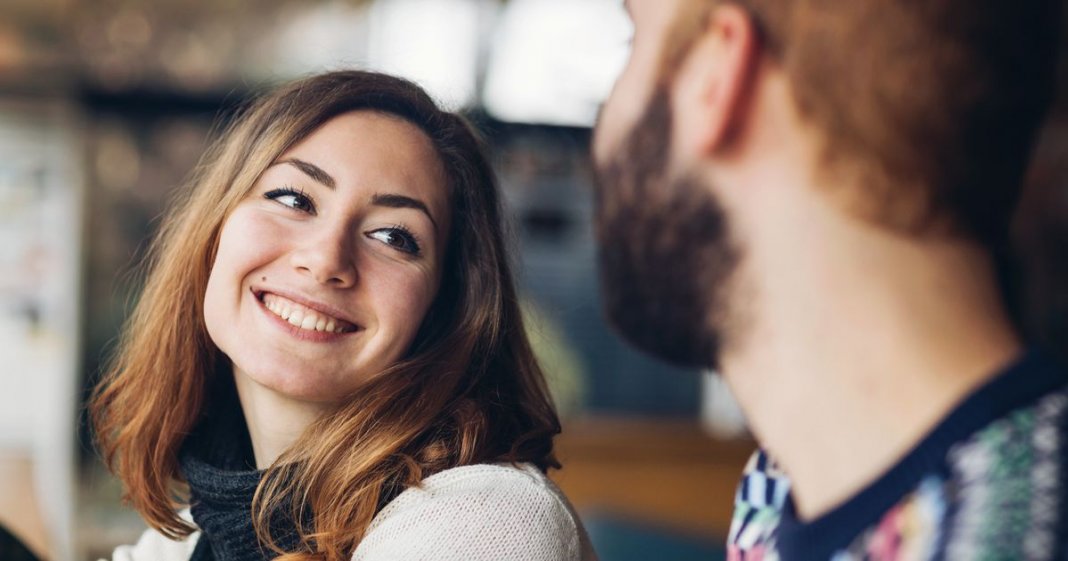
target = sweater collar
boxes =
[179,383,304,561]
[774,348,1068,559]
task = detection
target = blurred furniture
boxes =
[0,521,43,561]
[0,99,83,561]
[553,417,754,539]
[583,516,725,561]
[0,456,49,560]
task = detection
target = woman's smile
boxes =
[262,293,354,334]
[253,288,361,342]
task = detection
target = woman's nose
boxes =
[289,227,358,287]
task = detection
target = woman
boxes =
[90,70,596,561]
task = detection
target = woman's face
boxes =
[203,111,451,403]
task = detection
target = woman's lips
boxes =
[254,290,359,335]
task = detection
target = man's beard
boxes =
[592,87,740,370]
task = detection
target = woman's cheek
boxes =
[366,263,438,327]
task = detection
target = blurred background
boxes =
[0,0,1065,560]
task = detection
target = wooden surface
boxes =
[551,417,755,539]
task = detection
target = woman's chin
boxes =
[233,364,350,405]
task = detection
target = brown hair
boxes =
[670,0,1061,246]
[90,70,561,560]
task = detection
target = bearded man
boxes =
[592,0,1067,558]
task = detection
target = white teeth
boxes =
[270,301,291,320]
[260,293,352,334]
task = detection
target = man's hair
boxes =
[674,0,1061,247]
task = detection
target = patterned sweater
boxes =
[727,350,1068,561]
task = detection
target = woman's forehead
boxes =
[291,113,441,183]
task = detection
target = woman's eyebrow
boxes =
[278,158,336,189]
[274,158,438,229]
[372,193,439,230]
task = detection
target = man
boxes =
[592,0,1066,559]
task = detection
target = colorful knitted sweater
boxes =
[727,350,1068,561]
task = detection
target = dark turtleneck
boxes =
[178,380,304,561]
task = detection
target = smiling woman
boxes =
[204,112,451,414]
[89,71,596,561]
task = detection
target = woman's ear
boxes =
[671,4,760,157]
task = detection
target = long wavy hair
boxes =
[89,70,561,561]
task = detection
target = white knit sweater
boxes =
[107,463,598,561]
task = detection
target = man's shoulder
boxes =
[726,354,1068,560]
[834,379,1068,560]
[935,381,1068,558]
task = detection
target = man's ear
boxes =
[673,4,760,157]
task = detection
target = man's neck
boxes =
[721,208,1021,520]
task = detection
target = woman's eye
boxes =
[264,188,316,214]
[367,227,422,255]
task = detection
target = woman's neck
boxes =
[232,369,328,469]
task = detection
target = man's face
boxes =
[591,0,740,370]
[592,0,678,166]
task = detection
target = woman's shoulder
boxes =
[377,462,578,527]
[387,462,562,504]
[353,462,597,561]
